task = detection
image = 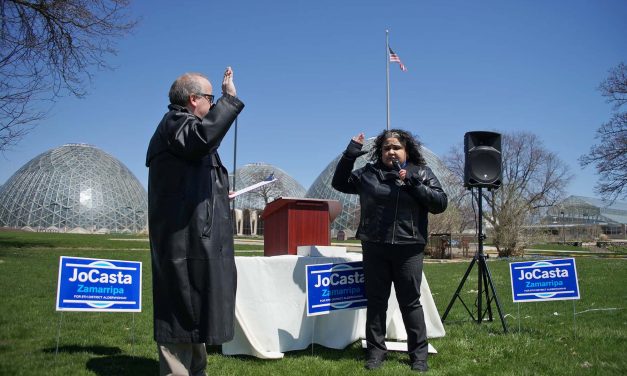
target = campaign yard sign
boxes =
[509,258,580,303]
[56,256,142,312]
[306,261,367,316]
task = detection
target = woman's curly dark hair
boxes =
[371,129,426,166]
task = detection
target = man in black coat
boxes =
[146,67,244,375]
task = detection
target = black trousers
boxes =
[362,241,428,361]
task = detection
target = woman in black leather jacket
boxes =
[332,129,447,372]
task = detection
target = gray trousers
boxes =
[362,242,428,362]
[158,343,207,376]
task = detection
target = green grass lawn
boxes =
[0,231,625,375]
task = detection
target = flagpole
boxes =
[231,117,238,226]
[386,29,390,131]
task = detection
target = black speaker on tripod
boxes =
[464,131,502,189]
[441,130,508,332]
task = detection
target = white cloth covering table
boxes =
[222,253,445,359]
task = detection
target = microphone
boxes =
[392,159,406,185]
[392,159,402,172]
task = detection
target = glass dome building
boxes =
[232,163,307,211]
[230,163,307,236]
[0,144,147,233]
[306,137,454,237]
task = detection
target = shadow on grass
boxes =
[441,318,511,335]
[42,345,158,375]
[284,342,418,369]
[86,355,158,375]
[277,341,365,362]
[42,344,122,356]
[212,342,366,364]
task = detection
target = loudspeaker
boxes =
[464,131,502,189]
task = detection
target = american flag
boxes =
[389,47,407,72]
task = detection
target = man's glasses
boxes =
[195,93,214,105]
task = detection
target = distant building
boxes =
[306,137,455,238]
[541,195,627,241]
[0,144,147,233]
[230,163,306,235]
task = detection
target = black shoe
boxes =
[364,355,385,370]
[364,353,386,370]
[411,360,428,372]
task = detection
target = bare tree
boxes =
[241,170,285,208]
[424,170,461,254]
[0,0,137,151]
[445,131,572,257]
[428,203,462,236]
[580,62,627,203]
[432,159,476,235]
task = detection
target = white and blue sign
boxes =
[56,256,142,312]
[509,258,580,303]
[306,261,367,316]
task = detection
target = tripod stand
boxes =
[441,186,508,332]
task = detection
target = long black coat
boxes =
[146,95,244,344]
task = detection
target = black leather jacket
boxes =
[332,140,448,245]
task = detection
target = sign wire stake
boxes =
[310,316,316,356]
[572,300,577,340]
[55,312,64,359]
[131,312,136,356]
[517,303,521,333]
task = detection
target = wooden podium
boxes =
[261,197,341,256]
